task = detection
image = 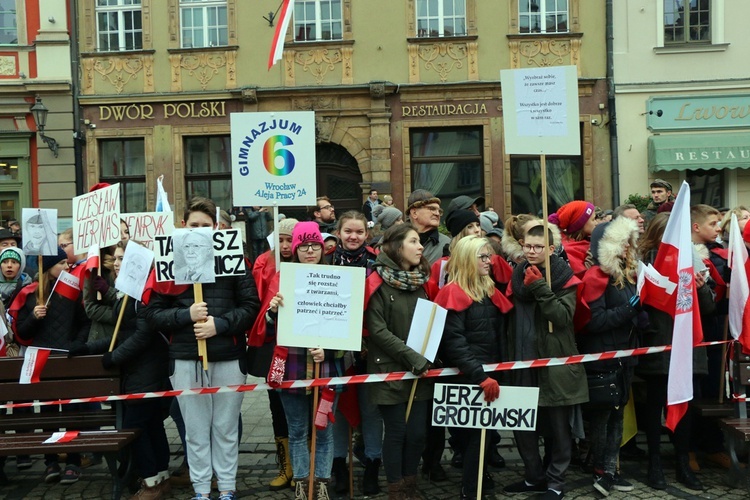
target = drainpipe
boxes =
[606,0,620,207]
[69,0,84,195]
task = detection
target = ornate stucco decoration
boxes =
[93,56,145,94]
[294,48,343,85]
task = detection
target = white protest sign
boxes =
[21,208,58,256]
[72,184,121,254]
[432,384,539,431]
[121,212,175,250]
[501,66,580,155]
[405,298,447,363]
[115,242,154,301]
[277,262,365,351]
[154,229,245,283]
[230,111,317,206]
[172,228,216,285]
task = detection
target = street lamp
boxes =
[30,97,59,157]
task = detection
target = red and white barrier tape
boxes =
[0,340,730,409]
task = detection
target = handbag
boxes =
[585,370,622,409]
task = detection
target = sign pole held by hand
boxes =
[476,428,487,500]
[37,256,44,305]
[406,302,437,422]
[193,283,208,371]
[540,154,553,333]
[308,361,321,500]
[108,295,129,352]
[273,203,280,272]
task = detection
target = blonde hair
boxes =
[448,223,480,253]
[720,205,750,241]
[445,236,495,302]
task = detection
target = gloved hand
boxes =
[93,276,110,294]
[101,351,114,369]
[524,265,543,286]
[314,387,337,430]
[628,294,641,311]
[478,377,500,402]
[67,342,89,357]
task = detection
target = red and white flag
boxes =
[86,244,100,276]
[267,0,294,70]
[47,270,81,305]
[44,431,80,444]
[727,213,750,353]
[640,181,703,431]
[19,346,52,384]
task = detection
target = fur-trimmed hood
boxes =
[589,216,639,278]
[501,219,562,264]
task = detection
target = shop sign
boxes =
[98,101,227,122]
[401,102,489,118]
[647,94,750,131]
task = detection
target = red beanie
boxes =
[548,201,595,234]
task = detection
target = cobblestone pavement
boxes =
[2,376,749,499]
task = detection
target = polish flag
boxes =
[268,0,294,70]
[156,174,171,212]
[86,244,100,276]
[727,213,750,353]
[47,270,81,304]
[44,431,80,444]
[640,181,702,431]
[19,346,52,384]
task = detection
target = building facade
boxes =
[614,0,750,207]
[0,0,75,223]
[78,0,610,221]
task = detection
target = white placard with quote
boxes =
[501,66,580,155]
[277,262,365,351]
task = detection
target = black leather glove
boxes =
[101,352,114,370]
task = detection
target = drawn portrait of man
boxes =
[115,241,154,301]
[173,228,215,285]
[22,208,58,256]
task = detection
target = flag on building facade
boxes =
[268,0,293,70]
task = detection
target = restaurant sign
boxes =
[647,94,750,131]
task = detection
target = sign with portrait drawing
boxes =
[21,208,58,256]
[153,229,245,283]
[114,241,154,301]
[171,228,216,285]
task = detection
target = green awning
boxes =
[647,132,750,172]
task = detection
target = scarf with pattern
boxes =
[375,264,428,291]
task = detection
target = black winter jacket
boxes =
[440,296,504,385]
[141,272,260,361]
[15,284,91,349]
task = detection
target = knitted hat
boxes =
[321,233,338,243]
[291,221,324,254]
[0,247,25,274]
[548,201,595,234]
[376,206,403,230]
[446,209,480,237]
[41,246,68,271]
[479,214,494,234]
[407,189,441,212]
[446,195,485,216]
[277,218,299,236]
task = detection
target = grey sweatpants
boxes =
[170,359,246,495]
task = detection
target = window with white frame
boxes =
[0,0,17,45]
[519,0,568,34]
[664,0,710,43]
[294,0,343,42]
[96,0,143,51]
[416,0,466,38]
[180,0,227,48]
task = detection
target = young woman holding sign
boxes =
[364,223,432,500]
[434,236,512,500]
[266,221,346,500]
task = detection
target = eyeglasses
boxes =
[477,254,492,263]
[420,205,443,215]
[318,205,334,211]
[522,244,546,253]
[298,243,323,252]
[59,242,73,250]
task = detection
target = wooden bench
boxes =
[0,354,139,500]
[719,342,750,492]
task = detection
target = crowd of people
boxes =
[1,177,747,500]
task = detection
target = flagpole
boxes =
[719,307,729,403]
[273,203,280,272]
[406,302,437,422]
[540,153,553,333]
[108,295,129,352]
